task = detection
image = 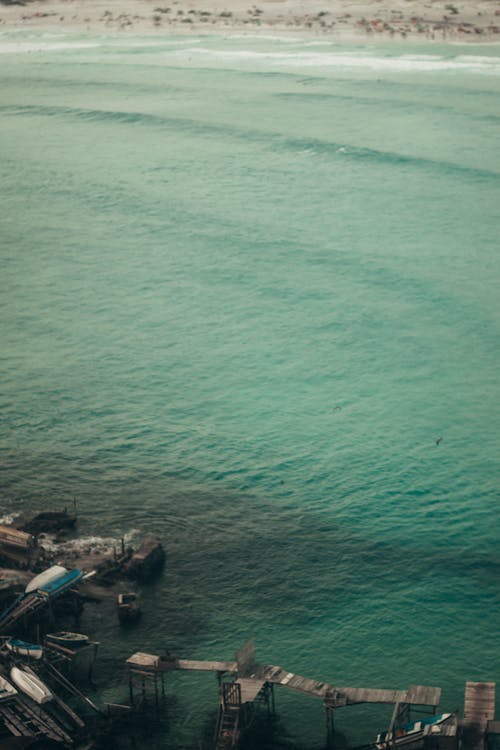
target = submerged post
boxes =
[325,705,335,749]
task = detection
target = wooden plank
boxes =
[284,675,330,698]
[259,665,288,682]
[464,683,496,722]
[18,696,74,745]
[258,665,435,707]
[461,682,496,750]
[156,653,442,713]
[0,706,34,737]
[405,684,441,707]
[339,687,406,705]
[235,678,265,704]
[262,668,330,696]
[177,659,238,673]
[126,652,162,670]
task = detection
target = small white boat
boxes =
[25,565,67,594]
[45,631,89,647]
[6,638,43,660]
[0,675,17,701]
[10,666,53,704]
[375,713,452,748]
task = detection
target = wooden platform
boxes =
[236,678,266,704]
[177,659,238,673]
[127,653,237,675]
[259,666,440,709]
[461,682,496,750]
[463,682,496,724]
[129,650,440,713]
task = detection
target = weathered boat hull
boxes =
[6,638,43,660]
[45,631,89,647]
[38,569,83,597]
[375,713,453,748]
[25,565,68,594]
[10,666,53,704]
[0,675,18,701]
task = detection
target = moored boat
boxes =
[6,638,43,660]
[0,675,18,701]
[375,713,453,748]
[25,565,68,594]
[45,631,89,648]
[10,666,53,704]
[37,568,83,597]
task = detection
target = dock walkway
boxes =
[461,682,496,750]
[0,592,47,634]
[126,650,441,710]
[255,664,441,708]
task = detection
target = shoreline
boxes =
[1,0,500,44]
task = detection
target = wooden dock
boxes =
[235,677,266,704]
[0,694,75,745]
[177,659,238,673]
[126,640,442,750]
[256,664,441,709]
[127,647,440,711]
[461,682,496,750]
[124,642,500,750]
[0,591,47,633]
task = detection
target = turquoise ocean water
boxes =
[1,30,500,748]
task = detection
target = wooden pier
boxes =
[460,682,496,750]
[43,637,99,683]
[0,592,49,634]
[126,639,444,750]
[0,630,102,747]
[0,693,74,745]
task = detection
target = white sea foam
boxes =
[37,529,140,557]
[166,45,500,74]
[0,40,100,54]
[0,512,20,526]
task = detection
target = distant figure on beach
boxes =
[435,437,443,445]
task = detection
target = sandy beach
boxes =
[1,0,500,42]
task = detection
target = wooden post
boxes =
[325,706,335,750]
[129,673,134,706]
[88,644,97,684]
[48,598,55,627]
